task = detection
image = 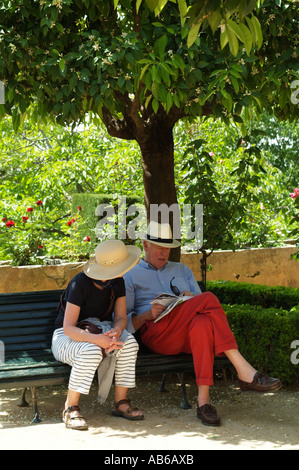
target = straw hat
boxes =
[83,240,141,280]
[142,221,181,248]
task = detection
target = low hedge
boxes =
[206,280,299,310]
[224,304,299,385]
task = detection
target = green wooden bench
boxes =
[0,289,231,423]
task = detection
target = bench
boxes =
[0,289,231,423]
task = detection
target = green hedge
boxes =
[206,280,299,310]
[204,281,299,385]
[224,304,299,385]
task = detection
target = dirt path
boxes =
[0,374,298,451]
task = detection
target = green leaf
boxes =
[166,92,173,112]
[59,58,66,73]
[251,15,263,49]
[187,22,201,48]
[154,35,168,59]
[239,22,252,55]
[152,97,159,113]
[136,0,142,13]
[177,0,188,26]
[227,27,239,57]
[145,0,159,12]
[207,9,222,34]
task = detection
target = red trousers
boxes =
[140,292,238,386]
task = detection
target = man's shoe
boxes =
[238,372,282,392]
[197,404,221,426]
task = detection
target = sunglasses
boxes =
[170,277,180,296]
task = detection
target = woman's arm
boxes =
[63,301,123,352]
[104,296,127,344]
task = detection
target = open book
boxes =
[151,293,193,323]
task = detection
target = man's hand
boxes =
[147,303,166,321]
[180,291,194,297]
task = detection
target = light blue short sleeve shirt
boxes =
[124,259,201,333]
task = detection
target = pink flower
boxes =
[290,188,299,199]
[6,220,15,228]
[209,152,214,156]
[83,236,91,242]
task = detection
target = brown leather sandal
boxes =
[111,399,144,421]
[62,406,88,430]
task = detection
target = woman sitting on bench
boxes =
[52,239,144,430]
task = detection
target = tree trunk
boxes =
[137,118,180,261]
[102,105,182,260]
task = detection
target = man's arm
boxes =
[131,304,166,331]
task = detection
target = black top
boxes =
[54,271,126,329]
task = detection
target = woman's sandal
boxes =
[111,399,144,421]
[62,406,88,430]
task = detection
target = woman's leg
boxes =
[113,333,143,418]
[52,328,103,429]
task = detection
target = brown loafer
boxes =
[197,404,221,426]
[238,372,282,392]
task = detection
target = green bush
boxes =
[224,304,299,385]
[207,280,299,310]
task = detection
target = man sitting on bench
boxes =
[124,221,282,427]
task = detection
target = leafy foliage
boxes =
[0,0,297,130]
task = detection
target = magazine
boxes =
[151,293,193,323]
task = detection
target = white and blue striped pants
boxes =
[52,328,139,395]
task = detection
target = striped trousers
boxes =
[52,327,139,395]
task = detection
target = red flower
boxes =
[36,200,43,206]
[78,206,82,211]
[22,216,29,222]
[290,188,299,199]
[6,220,15,228]
[83,236,91,242]
[37,245,43,249]
[27,207,33,212]
[2,217,7,222]
[67,218,76,226]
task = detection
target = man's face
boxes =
[143,241,170,270]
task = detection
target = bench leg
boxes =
[157,374,168,393]
[30,387,41,424]
[176,373,192,410]
[18,388,30,408]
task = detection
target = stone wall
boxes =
[181,246,299,289]
[0,246,298,294]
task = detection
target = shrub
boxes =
[207,280,299,309]
[224,304,299,385]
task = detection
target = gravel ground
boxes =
[0,373,298,451]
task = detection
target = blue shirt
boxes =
[124,259,201,333]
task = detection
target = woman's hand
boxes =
[96,332,124,354]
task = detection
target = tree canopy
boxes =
[0,0,298,238]
[1,0,298,128]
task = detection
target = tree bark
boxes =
[102,104,181,259]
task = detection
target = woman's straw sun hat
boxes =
[83,239,141,280]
